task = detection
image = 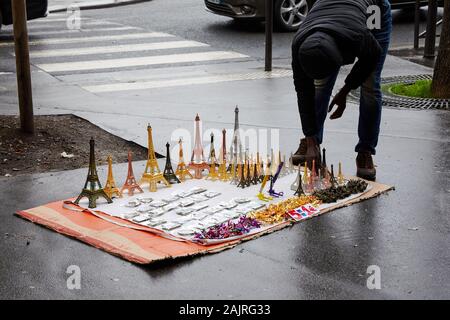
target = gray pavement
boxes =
[0,1,449,299]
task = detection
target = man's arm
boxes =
[328,31,382,119]
[344,31,382,90]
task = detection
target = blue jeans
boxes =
[313,0,392,155]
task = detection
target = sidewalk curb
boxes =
[48,0,151,13]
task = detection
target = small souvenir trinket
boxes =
[136,205,153,213]
[162,196,179,203]
[191,194,209,202]
[151,208,166,217]
[204,191,221,198]
[180,199,195,207]
[162,222,182,231]
[175,208,194,216]
[137,197,153,204]
[150,200,167,208]
[124,199,141,208]
[145,219,166,227]
[234,197,252,204]
[190,187,208,194]
[192,203,209,211]
[132,214,151,223]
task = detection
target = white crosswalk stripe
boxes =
[28,18,93,23]
[28,26,141,36]
[0,32,174,46]
[37,51,248,72]
[28,41,209,58]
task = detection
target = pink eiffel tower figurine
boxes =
[189,114,209,179]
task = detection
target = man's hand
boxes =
[328,85,351,119]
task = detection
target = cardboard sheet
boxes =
[16,174,393,264]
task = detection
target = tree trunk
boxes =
[431,0,450,98]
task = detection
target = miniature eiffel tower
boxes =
[175,138,193,181]
[278,151,288,177]
[207,132,216,165]
[320,148,331,188]
[163,142,180,184]
[229,161,238,184]
[302,161,312,193]
[206,151,219,180]
[104,155,122,199]
[294,165,305,196]
[268,162,284,197]
[337,162,345,185]
[329,164,338,188]
[309,159,318,191]
[244,153,253,186]
[251,159,260,185]
[288,152,295,173]
[140,125,171,192]
[189,114,209,179]
[218,160,229,181]
[237,160,250,188]
[229,106,242,167]
[121,151,144,196]
[218,129,230,181]
[290,163,300,191]
[257,173,273,202]
[255,152,263,181]
[74,138,112,208]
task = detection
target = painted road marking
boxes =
[37,51,249,72]
[83,70,293,93]
[28,26,140,36]
[28,41,209,58]
[0,32,174,47]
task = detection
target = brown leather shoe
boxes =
[305,136,321,171]
[356,152,376,181]
[291,138,307,166]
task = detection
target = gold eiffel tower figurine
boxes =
[175,138,193,181]
[140,125,170,192]
[229,161,237,183]
[206,153,219,180]
[74,138,112,208]
[104,155,122,199]
[121,151,144,196]
[338,162,345,185]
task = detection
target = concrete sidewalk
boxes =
[1,54,449,299]
[48,0,151,13]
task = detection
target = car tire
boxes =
[274,0,314,32]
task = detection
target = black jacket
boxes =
[292,0,384,104]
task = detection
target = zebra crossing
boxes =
[1,14,291,93]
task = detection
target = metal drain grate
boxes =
[348,74,450,110]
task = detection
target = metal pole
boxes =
[12,0,34,133]
[424,0,438,58]
[265,0,273,71]
[413,0,421,49]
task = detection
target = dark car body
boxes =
[205,0,442,31]
[0,0,48,26]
